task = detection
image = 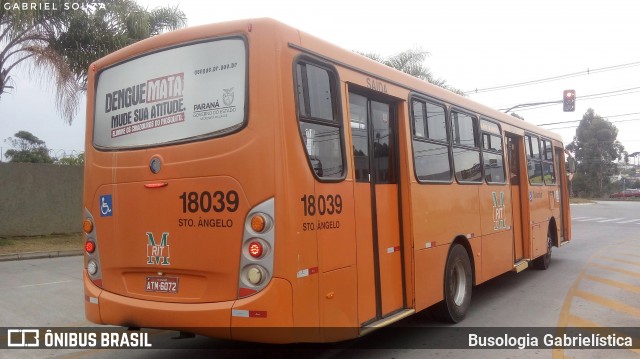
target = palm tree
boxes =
[0,0,186,124]
[357,48,465,96]
[52,1,187,91]
[0,2,77,121]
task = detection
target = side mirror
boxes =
[567,158,577,173]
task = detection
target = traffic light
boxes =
[563,89,575,112]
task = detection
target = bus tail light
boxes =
[84,208,103,288]
[238,198,275,298]
[87,259,99,276]
[83,219,93,234]
[250,213,271,233]
[85,241,96,254]
[248,241,264,258]
[244,264,266,285]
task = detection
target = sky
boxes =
[1,0,640,162]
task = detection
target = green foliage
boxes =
[623,151,629,165]
[621,167,636,177]
[51,0,187,90]
[56,152,84,165]
[357,48,465,96]
[610,177,640,197]
[3,130,54,163]
[1,0,186,123]
[0,1,78,122]
[566,108,625,197]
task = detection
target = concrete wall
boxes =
[0,163,83,236]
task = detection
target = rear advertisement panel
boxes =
[94,38,246,149]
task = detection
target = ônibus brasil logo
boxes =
[146,232,170,266]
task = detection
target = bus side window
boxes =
[411,99,451,182]
[295,62,344,180]
[542,139,556,185]
[451,110,482,183]
[525,135,543,185]
[481,119,505,184]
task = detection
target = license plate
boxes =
[145,276,179,293]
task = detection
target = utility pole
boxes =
[501,101,562,113]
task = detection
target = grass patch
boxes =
[0,233,83,255]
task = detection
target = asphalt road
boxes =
[1,201,639,358]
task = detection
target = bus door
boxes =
[348,91,404,325]
[507,135,525,262]
[555,147,567,242]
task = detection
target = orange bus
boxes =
[82,18,572,343]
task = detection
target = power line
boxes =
[464,60,640,95]
[499,86,640,112]
[546,118,640,131]
[538,112,640,126]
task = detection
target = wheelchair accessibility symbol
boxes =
[100,195,113,217]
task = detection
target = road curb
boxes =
[0,250,83,262]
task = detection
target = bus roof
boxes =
[288,19,563,143]
[91,17,563,144]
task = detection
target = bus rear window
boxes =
[93,38,246,149]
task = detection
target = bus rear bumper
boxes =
[84,271,294,343]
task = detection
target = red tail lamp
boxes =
[248,241,263,258]
[85,241,96,254]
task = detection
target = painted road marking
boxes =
[554,236,640,358]
[597,255,640,267]
[613,251,640,259]
[615,219,640,224]
[2,280,74,290]
[596,217,625,223]
[573,289,640,317]
[574,217,606,221]
[564,315,640,355]
[582,273,640,294]
[572,217,640,225]
[592,263,640,278]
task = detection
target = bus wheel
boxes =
[533,230,552,270]
[434,244,472,323]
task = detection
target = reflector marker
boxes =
[238,287,257,297]
[232,309,249,318]
[386,246,401,254]
[232,309,268,318]
[425,241,436,249]
[84,296,99,304]
[297,267,319,278]
[249,311,267,318]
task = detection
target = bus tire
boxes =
[533,230,552,270]
[434,244,472,323]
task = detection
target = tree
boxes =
[4,130,54,163]
[357,48,465,95]
[1,0,186,123]
[566,108,625,197]
[50,0,187,90]
[56,152,84,165]
[1,1,78,122]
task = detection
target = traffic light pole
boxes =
[501,100,562,113]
